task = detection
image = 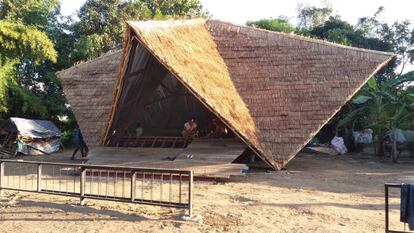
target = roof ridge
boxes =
[207,19,394,57]
[57,50,121,75]
[127,18,206,30]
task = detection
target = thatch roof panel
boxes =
[125,19,392,169]
[127,20,264,158]
[206,20,392,168]
[57,51,121,145]
[59,19,392,170]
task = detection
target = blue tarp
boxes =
[9,117,61,139]
[8,117,61,155]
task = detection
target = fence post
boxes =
[80,167,86,206]
[37,164,42,192]
[130,171,136,201]
[188,171,193,217]
[385,184,389,233]
[0,162,4,195]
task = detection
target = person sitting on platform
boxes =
[182,119,198,138]
[135,123,143,137]
[207,118,228,138]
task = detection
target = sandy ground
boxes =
[0,151,413,233]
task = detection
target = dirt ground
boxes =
[0,150,413,233]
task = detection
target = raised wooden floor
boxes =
[86,138,248,179]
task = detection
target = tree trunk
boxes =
[391,139,398,163]
[376,134,384,156]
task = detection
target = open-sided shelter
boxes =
[58,19,393,170]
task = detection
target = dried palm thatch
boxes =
[60,19,393,170]
[57,51,121,145]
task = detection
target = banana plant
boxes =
[338,71,414,157]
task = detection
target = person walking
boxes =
[71,128,89,160]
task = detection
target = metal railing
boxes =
[0,159,193,216]
[117,136,192,148]
[384,183,413,233]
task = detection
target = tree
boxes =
[0,20,57,64]
[296,4,333,30]
[246,17,295,33]
[377,21,414,76]
[0,19,57,117]
[0,0,208,143]
[356,7,414,79]
[338,72,414,158]
[142,0,205,18]
[72,0,207,61]
[247,5,413,159]
[306,16,396,80]
[0,0,59,28]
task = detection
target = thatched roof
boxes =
[57,51,121,145]
[59,19,393,170]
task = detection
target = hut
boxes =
[0,117,61,155]
[58,19,393,173]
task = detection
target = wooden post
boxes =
[392,140,398,162]
[188,171,193,217]
[37,164,42,192]
[80,168,86,206]
[130,171,136,201]
[0,162,4,195]
[385,185,389,233]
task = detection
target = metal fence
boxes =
[0,159,193,216]
[384,183,414,233]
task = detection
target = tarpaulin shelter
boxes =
[1,117,61,155]
[58,19,393,170]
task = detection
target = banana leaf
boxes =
[352,95,372,104]
[367,76,379,92]
[386,71,414,87]
[337,107,367,128]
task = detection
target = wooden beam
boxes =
[108,56,169,145]
[125,68,145,79]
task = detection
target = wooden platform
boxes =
[86,138,248,179]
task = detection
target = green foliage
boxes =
[255,5,414,156]
[0,0,60,120]
[142,0,206,18]
[0,0,412,151]
[0,0,59,28]
[0,0,207,138]
[0,61,14,113]
[297,4,333,29]
[0,61,48,117]
[340,72,414,134]
[355,7,414,78]
[246,17,295,33]
[377,20,414,75]
[72,0,206,61]
[0,20,57,64]
[298,15,401,81]
[72,0,151,59]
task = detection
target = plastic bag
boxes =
[353,128,373,144]
[331,136,348,155]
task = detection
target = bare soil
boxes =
[0,151,413,233]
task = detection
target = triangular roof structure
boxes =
[59,19,393,170]
[58,51,121,145]
[103,19,393,169]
